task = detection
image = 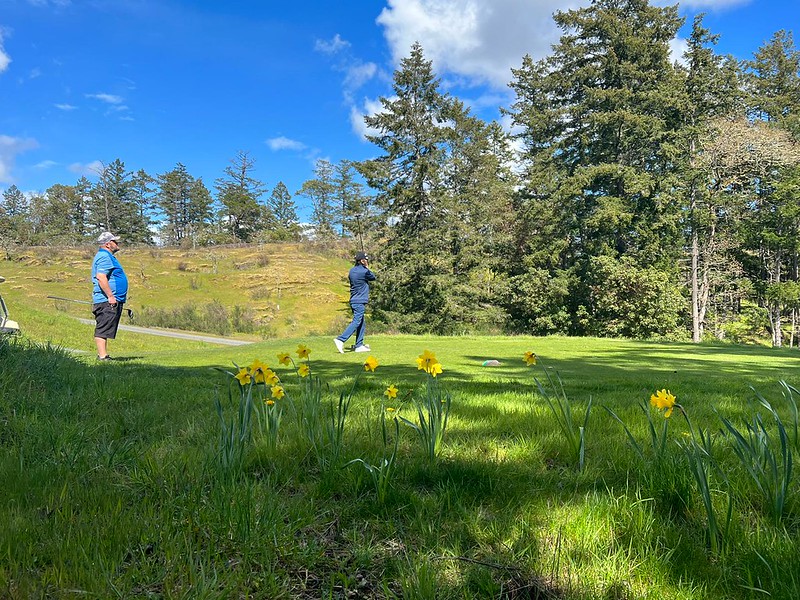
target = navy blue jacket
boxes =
[348,264,376,304]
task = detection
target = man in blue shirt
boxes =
[91,231,129,361]
[334,251,376,353]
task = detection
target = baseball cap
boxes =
[97,232,121,244]
[354,251,369,261]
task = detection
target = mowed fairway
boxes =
[2,328,800,599]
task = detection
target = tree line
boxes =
[2,0,800,345]
[0,151,372,248]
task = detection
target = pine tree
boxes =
[32,184,85,243]
[357,42,515,332]
[297,159,337,241]
[0,185,30,246]
[215,151,267,243]
[333,160,369,240]
[89,159,151,243]
[267,181,301,241]
[358,42,450,240]
[505,0,686,336]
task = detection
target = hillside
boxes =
[0,242,356,345]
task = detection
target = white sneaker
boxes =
[333,338,345,354]
[354,345,370,352]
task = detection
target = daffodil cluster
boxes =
[234,359,285,400]
[416,349,443,377]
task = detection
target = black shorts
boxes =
[93,302,124,339]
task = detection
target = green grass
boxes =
[2,330,800,599]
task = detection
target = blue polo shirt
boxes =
[92,248,128,304]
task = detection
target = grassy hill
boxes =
[0,242,355,351]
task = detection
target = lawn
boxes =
[2,331,800,599]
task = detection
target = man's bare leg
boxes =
[95,336,108,358]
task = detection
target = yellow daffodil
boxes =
[234,367,251,386]
[266,399,275,406]
[297,363,310,378]
[650,388,677,418]
[416,349,438,372]
[385,384,398,399]
[429,362,443,377]
[296,344,311,359]
[270,385,285,399]
[277,352,292,366]
[263,369,280,386]
[250,359,269,373]
[523,351,537,366]
[363,356,379,372]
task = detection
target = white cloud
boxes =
[0,135,38,184]
[315,34,350,54]
[68,160,103,177]
[376,0,581,89]
[315,33,380,104]
[29,67,41,79]
[670,36,689,67]
[86,92,124,104]
[266,136,307,151]
[375,0,749,90]
[34,160,58,169]
[343,62,378,95]
[54,103,78,111]
[0,30,11,74]
[350,97,386,141]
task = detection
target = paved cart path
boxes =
[76,318,253,346]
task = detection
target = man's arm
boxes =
[95,272,117,305]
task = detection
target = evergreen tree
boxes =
[747,30,800,134]
[32,184,86,243]
[156,163,213,246]
[72,177,92,239]
[215,151,267,243]
[505,0,686,336]
[267,181,301,241]
[297,159,337,241]
[0,185,30,246]
[131,169,156,242]
[333,160,369,240]
[358,42,450,240]
[89,159,151,243]
[435,107,517,331]
[356,42,455,331]
[358,42,515,332]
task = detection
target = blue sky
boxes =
[0,0,797,220]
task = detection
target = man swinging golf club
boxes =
[334,251,376,353]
